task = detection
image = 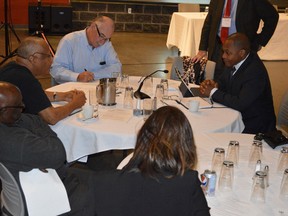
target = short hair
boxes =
[125,106,197,178]
[227,33,251,53]
[16,37,44,59]
[91,16,114,29]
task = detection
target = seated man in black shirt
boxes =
[0,81,97,215]
[0,37,86,125]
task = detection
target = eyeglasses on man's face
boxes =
[32,52,53,59]
[95,24,108,41]
[0,105,25,112]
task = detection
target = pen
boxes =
[175,100,188,110]
[160,100,169,106]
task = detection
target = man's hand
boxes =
[200,80,217,97]
[70,90,86,108]
[77,71,95,82]
[191,50,208,63]
[63,90,84,102]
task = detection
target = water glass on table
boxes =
[280,169,288,199]
[89,89,98,114]
[112,72,121,88]
[218,160,234,192]
[211,147,225,175]
[249,140,263,167]
[160,79,169,99]
[226,141,239,166]
[250,171,267,203]
[120,74,129,88]
[155,84,164,99]
[277,146,288,174]
[123,86,134,109]
[143,98,153,121]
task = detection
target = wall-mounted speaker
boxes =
[28,4,51,34]
[50,5,73,35]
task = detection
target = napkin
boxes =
[19,168,71,216]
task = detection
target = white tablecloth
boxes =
[166,12,288,60]
[47,77,244,162]
[195,133,288,216]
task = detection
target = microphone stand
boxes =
[134,69,168,99]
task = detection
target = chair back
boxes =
[178,4,200,12]
[0,163,25,216]
[170,56,184,81]
[277,90,288,135]
[204,60,216,80]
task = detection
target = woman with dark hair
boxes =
[94,106,210,216]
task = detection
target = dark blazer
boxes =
[93,170,210,216]
[212,52,276,134]
[199,0,279,59]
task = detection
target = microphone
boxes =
[134,69,169,99]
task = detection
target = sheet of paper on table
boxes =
[181,97,212,109]
[52,102,82,116]
[100,109,133,122]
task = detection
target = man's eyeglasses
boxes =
[95,24,108,41]
[0,105,25,112]
[32,52,53,59]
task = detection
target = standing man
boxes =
[192,0,278,80]
[50,16,122,83]
[200,33,276,134]
[0,37,86,125]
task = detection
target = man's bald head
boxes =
[16,36,48,60]
[226,33,251,54]
[0,82,21,106]
[0,82,23,125]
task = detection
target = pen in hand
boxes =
[83,68,94,81]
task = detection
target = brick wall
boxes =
[71,1,178,33]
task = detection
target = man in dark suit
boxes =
[192,0,279,80]
[200,33,276,134]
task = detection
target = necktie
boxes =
[220,0,232,44]
[229,66,236,81]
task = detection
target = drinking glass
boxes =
[277,146,288,174]
[123,87,133,109]
[280,169,288,199]
[120,74,129,88]
[112,72,121,88]
[89,88,98,113]
[250,171,267,203]
[226,141,239,166]
[218,160,234,192]
[155,84,164,99]
[285,7,288,15]
[160,79,169,99]
[211,147,225,175]
[133,99,143,116]
[143,98,153,121]
[249,140,263,167]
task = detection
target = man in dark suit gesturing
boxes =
[192,0,279,80]
[200,33,276,134]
